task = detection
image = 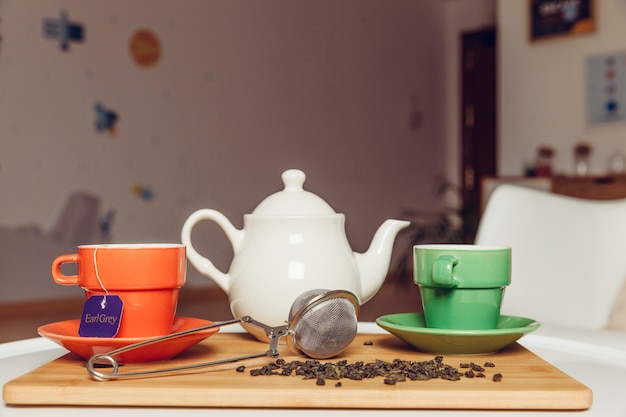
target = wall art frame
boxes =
[530,0,596,42]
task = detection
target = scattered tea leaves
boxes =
[241,356,502,386]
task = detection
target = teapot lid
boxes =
[252,169,336,216]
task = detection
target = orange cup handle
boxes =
[51,254,80,285]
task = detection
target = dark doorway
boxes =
[460,27,497,241]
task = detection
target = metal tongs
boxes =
[86,316,289,381]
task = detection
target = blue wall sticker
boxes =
[99,209,116,240]
[132,184,154,201]
[94,102,119,136]
[42,10,85,51]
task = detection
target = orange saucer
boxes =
[38,317,219,363]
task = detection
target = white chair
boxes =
[475,184,626,330]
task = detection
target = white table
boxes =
[2,322,626,417]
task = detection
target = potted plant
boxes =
[391,175,477,285]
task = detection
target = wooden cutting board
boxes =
[3,333,592,410]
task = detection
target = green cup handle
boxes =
[432,255,459,287]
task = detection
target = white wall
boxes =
[0,0,496,303]
[498,0,626,176]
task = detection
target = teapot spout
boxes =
[355,219,410,304]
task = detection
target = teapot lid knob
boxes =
[283,169,306,191]
[252,169,336,216]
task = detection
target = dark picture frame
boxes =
[530,0,596,42]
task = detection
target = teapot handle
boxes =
[181,209,244,293]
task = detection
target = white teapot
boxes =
[181,169,410,340]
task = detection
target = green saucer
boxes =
[376,312,540,354]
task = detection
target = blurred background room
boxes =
[2,0,626,341]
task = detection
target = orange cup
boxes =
[51,244,186,338]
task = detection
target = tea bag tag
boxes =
[79,295,124,337]
[79,247,124,337]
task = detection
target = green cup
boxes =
[414,244,511,330]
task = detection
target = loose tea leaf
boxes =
[384,377,396,385]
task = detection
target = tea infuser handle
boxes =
[86,317,289,381]
[87,350,273,381]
